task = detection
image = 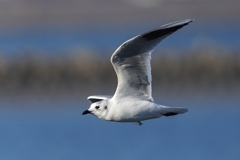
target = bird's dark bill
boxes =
[82,110,91,115]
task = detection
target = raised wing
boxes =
[87,95,112,103]
[111,19,193,101]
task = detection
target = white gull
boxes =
[82,19,193,125]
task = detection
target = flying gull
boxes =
[82,19,193,125]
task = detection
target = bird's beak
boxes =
[82,110,91,115]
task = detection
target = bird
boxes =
[82,19,193,125]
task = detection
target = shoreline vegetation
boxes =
[0,48,240,98]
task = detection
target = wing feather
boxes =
[87,95,112,103]
[111,19,193,101]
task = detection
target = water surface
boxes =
[0,96,239,160]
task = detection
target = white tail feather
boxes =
[161,106,188,116]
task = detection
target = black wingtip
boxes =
[142,19,194,41]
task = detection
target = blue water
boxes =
[0,23,240,57]
[0,96,239,160]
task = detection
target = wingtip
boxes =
[161,18,194,29]
[142,19,194,41]
[185,18,194,23]
[87,95,112,103]
[185,18,194,24]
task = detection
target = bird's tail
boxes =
[161,106,188,117]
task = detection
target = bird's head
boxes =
[82,100,109,120]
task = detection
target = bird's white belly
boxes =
[108,99,162,122]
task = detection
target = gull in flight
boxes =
[82,19,193,125]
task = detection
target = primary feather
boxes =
[111,19,193,101]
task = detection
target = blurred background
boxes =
[0,0,239,160]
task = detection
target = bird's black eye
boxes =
[95,106,100,109]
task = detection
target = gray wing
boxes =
[111,19,193,101]
[87,95,112,103]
